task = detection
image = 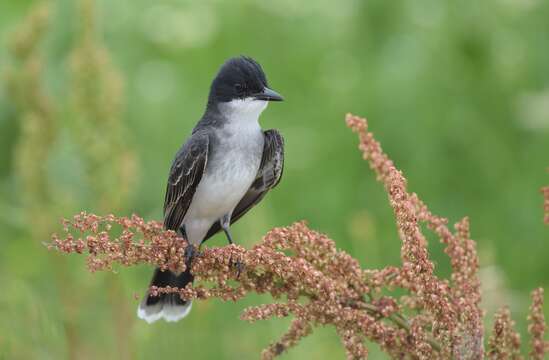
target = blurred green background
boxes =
[0,0,548,358]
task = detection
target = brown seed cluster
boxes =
[528,288,548,360]
[346,114,484,359]
[49,213,186,274]
[486,307,522,359]
[49,114,548,359]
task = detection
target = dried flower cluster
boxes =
[486,307,521,359]
[528,288,548,359]
[49,114,548,359]
[346,114,484,359]
[484,288,549,360]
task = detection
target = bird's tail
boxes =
[137,268,194,323]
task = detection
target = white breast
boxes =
[182,98,267,245]
[191,146,259,218]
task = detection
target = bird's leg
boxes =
[180,225,198,270]
[184,243,198,270]
[220,214,234,244]
[220,214,243,277]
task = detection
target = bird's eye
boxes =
[235,83,244,93]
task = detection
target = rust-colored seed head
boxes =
[49,114,548,359]
[528,288,547,360]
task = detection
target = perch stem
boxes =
[352,301,442,353]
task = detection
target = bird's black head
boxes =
[208,56,283,105]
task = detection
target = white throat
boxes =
[220,97,268,126]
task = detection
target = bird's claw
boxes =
[184,243,199,269]
[233,258,245,278]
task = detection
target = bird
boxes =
[137,56,285,323]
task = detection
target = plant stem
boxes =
[351,301,442,353]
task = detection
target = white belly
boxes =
[182,133,263,245]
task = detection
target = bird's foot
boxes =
[184,243,199,269]
[231,258,245,278]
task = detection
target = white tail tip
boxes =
[137,301,192,324]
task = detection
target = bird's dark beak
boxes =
[254,87,284,102]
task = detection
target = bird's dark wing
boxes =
[163,132,209,231]
[204,129,284,241]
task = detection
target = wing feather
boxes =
[163,132,209,231]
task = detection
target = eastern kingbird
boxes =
[138,56,285,323]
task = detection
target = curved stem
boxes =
[351,301,442,353]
